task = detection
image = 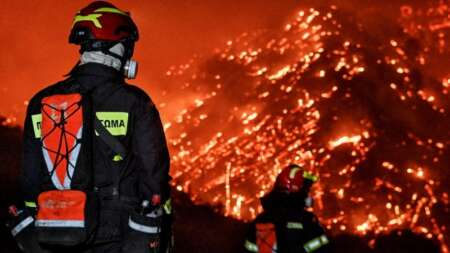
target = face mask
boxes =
[123,59,138,79]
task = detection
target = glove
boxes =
[6,205,49,253]
[122,203,163,253]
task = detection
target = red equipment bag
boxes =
[35,190,98,246]
[256,223,277,253]
[34,92,98,246]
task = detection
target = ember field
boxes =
[1,0,449,252]
[0,119,443,253]
[161,1,450,252]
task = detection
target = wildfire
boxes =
[161,2,449,252]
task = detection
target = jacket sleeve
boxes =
[20,99,43,207]
[301,214,331,253]
[132,94,170,201]
[244,222,259,253]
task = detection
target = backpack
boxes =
[34,86,100,247]
[256,223,278,253]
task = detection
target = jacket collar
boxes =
[260,191,306,212]
[70,63,124,82]
[68,63,125,92]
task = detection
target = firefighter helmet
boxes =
[274,164,318,193]
[69,1,139,45]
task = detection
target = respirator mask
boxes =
[108,41,138,79]
[123,59,138,79]
[80,40,138,79]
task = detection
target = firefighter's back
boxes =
[246,209,329,253]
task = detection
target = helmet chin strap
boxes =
[79,42,138,79]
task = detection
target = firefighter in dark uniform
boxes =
[11,1,172,253]
[244,164,330,253]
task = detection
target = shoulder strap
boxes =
[90,83,128,197]
[92,83,128,160]
[64,79,128,160]
[94,116,127,159]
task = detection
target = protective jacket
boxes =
[21,62,170,202]
[244,192,330,253]
[20,63,171,247]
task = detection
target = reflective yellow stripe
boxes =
[33,112,129,137]
[73,14,103,28]
[24,201,37,208]
[303,171,318,182]
[94,7,128,16]
[244,240,259,252]
[287,222,304,229]
[31,114,42,138]
[289,167,301,179]
[304,235,329,252]
[96,112,129,136]
[163,198,172,215]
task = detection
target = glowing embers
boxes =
[162,4,450,252]
[329,135,362,148]
[267,66,291,81]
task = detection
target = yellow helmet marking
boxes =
[73,13,103,28]
[289,167,301,179]
[303,171,319,182]
[94,7,128,16]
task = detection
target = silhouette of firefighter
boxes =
[7,1,172,252]
[244,164,330,253]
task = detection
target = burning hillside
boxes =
[161,2,450,251]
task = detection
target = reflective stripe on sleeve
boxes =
[128,218,160,234]
[35,219,85,228]
[286,222,304,229]
[244,240,259,252]
[304,234,329,252]
[11,216,34,237]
